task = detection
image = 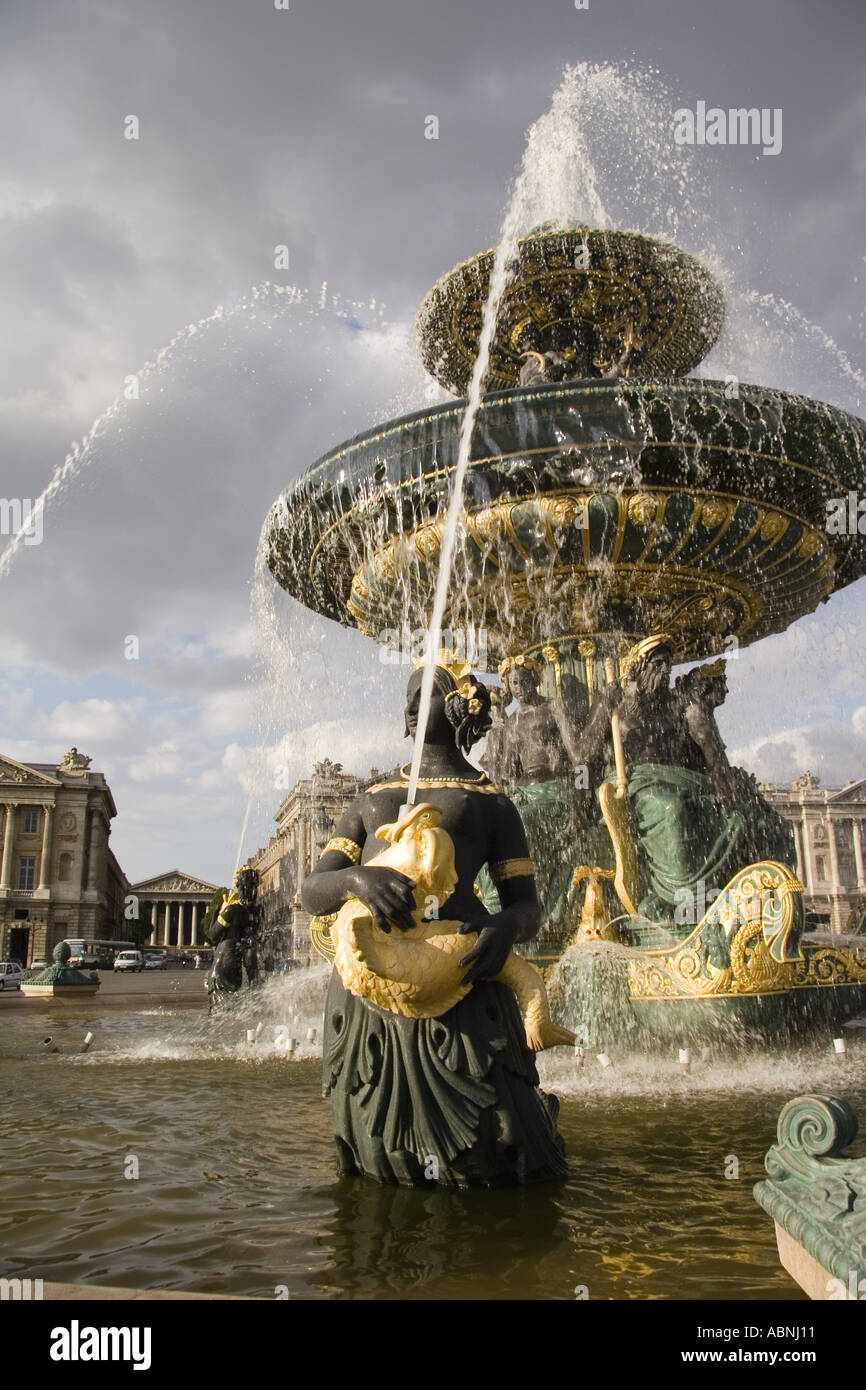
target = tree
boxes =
[201,887,230,942]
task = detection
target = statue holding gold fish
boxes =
[302,660,571,1188]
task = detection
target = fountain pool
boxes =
[2,982,864,1299]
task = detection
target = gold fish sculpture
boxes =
[330,803,575,1051]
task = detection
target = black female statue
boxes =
[302,662,568,1188]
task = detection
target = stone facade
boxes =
[0,748,129,966]
[130,871,220,952]
[246,759,382,966]
[762,771,866,934]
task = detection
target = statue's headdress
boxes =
[691,657,726,682]
[620,633,675,681]
[498,653,541,682]
[408,651,492,752]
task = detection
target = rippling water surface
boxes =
[2,985,864,1301]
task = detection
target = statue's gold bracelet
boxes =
[490,858,535,883]
[322,837,363,864]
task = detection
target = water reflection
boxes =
[317,1176,570,1300]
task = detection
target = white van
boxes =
[113,950,144,973]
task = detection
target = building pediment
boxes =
[132,869,218,895]
[0,754,60,788]
[828,779,866,804]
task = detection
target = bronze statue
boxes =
[302,661,569,1188]
[484,655,576,784]
[207,867,262,1005]
[480,654,590,950]
[576,636,796,924]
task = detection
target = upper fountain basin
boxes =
[265,378,866,667]
[416,228,725,394]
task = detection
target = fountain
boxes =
[264,223,866,1048]
[21,941,100,999]
[1,59,864,1294]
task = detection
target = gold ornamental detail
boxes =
[342,489,831,667]
[627,862,804,1001]
[791,946,866,989]
[322,837,363,865]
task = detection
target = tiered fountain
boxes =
[265,225,866,1046]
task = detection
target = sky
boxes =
[1,0,865,883]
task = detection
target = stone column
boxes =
[800,809,814,894]
[161,902,170,948]
[37,805,54,890]
[853,819,865,892]
[296,827,305,900]
[150,901,158,943]
[86,810,101,891]
[0,804,15,890]
[791,821,805,884]
[192,902,201,946]
[177,901,186,950]
[827,812,843,933]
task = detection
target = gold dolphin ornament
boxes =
[329,803,574,1051]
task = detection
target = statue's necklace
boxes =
[399,763,489,785]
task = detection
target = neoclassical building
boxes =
[763,771,866,934]
[130,871,220,952]
[247,759,379,965]
[0,748,129,966]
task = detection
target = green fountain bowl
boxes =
[265,378,866,666]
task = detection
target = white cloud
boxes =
[128,740,188,783]
[36,697,142,746]
[198,688,257,738]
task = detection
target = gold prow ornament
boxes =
[330,803,575,1051]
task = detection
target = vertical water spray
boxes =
[404,69,615,805]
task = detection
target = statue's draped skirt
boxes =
[626,763,795,915]
[323,969,568,1187]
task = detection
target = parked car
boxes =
[113,950,144,973]
[144,955,167,971]
[0,961,24,991]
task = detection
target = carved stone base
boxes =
[774,1224,853,1300]
[20,983,100,997]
